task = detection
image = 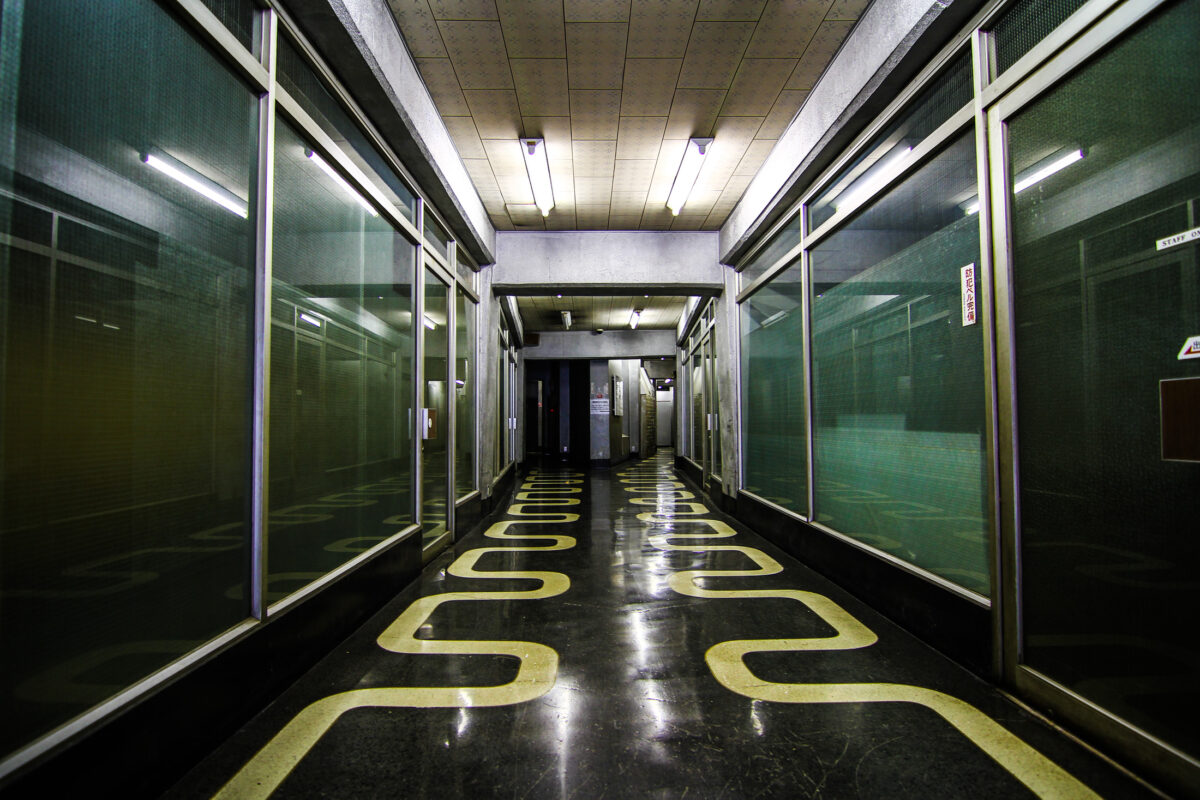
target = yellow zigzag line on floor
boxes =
[636,482,1100,800]
[214,482,577,800]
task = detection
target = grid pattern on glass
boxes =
[1007,0,1200,757]
[810,133,987,595]
[0,0,257,756]
[276,35,417,222]
[809,52,973,231]
[455,288,476,498]
[422,271,450,547]
[268,117,415,600]
[199,0,260,53]
[455,248,477,290]
[738,214,802,290]
[741,268,808,514]
[990,0,1090,74]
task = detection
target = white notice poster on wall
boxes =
[960,263,977,326]
[590,397,610,414]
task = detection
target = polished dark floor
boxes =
[165,452,1156,799]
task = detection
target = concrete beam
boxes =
[522,330,676,360]
[283,0,496,264]
[719,0,981,265]
[493,231,722,293]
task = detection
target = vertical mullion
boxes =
[250,9,277,621]
[414,245,426,535]
[801,204,816,523]
[972,27,1005,681]
[447,279,457,537]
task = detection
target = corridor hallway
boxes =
[165,453,1152,799]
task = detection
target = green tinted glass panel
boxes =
[455,288,476,498]
[277,36,417,222]
[741,267,808,514]
[809,53,973,231]
[422,270,449,547]
[1008,0,1200,757]
[811,133,987,594]
[0,0,256,755]
[991,0,1089,73]
[268,118,414,599]
[200,0,260,53]
[739,214,802,290]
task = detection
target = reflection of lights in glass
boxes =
[667,138,713,216]
[299,312,323,327]
[832,145,912,212]
[74,315,97,324]
[630,310,641,329]
[143,150,248,218]
[962,149,1085,215]
[761,310,788,328]
[455,379,465,386]
[305,148,378,217]
[103,323,120,331]
[424,316,437,330]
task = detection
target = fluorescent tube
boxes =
[143,150,248,218]
[305,149,378,217]
[521,139,554,217]
[667,138,713,216]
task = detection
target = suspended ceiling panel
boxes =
[388,0,871,231]
[515,294,689,332]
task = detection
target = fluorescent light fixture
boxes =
[456,379,466,387]
[832,145,912,212]
[667,138,713,216]
[630,310,641,329]
[521,138,554,217]
[305,148,378,217]
[761,310,789,328]
[74,315,97,324]
[143,150,248,218]
[423,316,437,330]
[561,310,572,330]
[299,312,323,328]
[962,148,1084,215]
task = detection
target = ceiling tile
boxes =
[720,59,796,116]
[696,0,767,21]
[621,59,682,116]
[573,140,617,176]
[612,159,656,192]
[495,170,535,204]
[438,20,513,89]
[786,20,855,89]
[678,22,756,89]
[442,116,487,158]
[615,117,666,160]
[505,203,545,224]
[463,90,522,138]
[610,190,648,210]
[756,89,809,137]
[490,212,515,229]
[608,213,644,230]
[387,0,446,57]
[745,0,830,58]
[428,0,498,18]
[545,213,579,230]
[566,23,628,89]
[712,115,766,150]
[575,205,611,229]
[510,59,570,116]
[522,116,573,161]
[563,0,630,22]
[733,139,775,176]
[827,0,871,18]
[664,89,726,139]
[640,207,675,229]
[627,0,697,58]
[549,165,575,205]
[569,90,622,139]
[496,0,566,56]
[574,176,614,203]
[670,215,709,230]
[416,58,472,115]
[483,138,528,174]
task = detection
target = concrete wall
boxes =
[522,330,675,360]
[492,231,723,293]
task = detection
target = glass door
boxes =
[993,0,1200,787]
[420,265,450,551]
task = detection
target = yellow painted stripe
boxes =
[637,488,1100,799]
[214,501,576,799]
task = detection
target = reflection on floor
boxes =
[165,452,1154,799]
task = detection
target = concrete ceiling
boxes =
[387,0,871,232]
[515,294,690,331]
